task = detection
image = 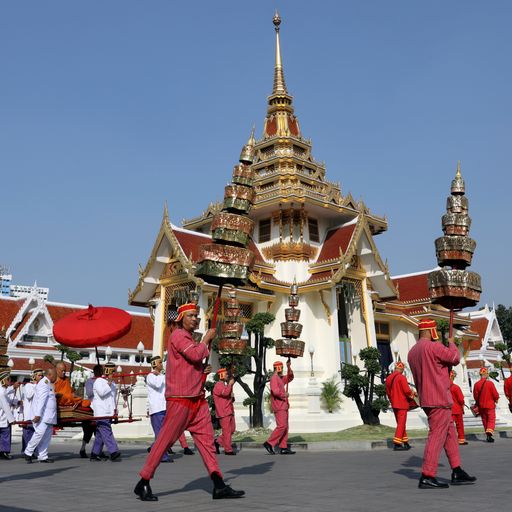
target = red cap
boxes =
[418,318,439,340]
[273,361,284,369]
[176,303,198,322]
[395,361,405,369]
[479,367,488,375]
[217,368,227,376]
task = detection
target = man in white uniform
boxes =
[0,369,17,460]
[21,368,44,453]
[24,367,58,463]
[90,362,120,461]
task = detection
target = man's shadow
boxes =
[155,461,275,497]
[393,455,445,481]
[0,466,76,484]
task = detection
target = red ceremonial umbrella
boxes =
[53,305,132,348]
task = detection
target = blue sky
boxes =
[2,1,511,310]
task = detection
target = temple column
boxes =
[361,278,377,348]
[151,291,164,357]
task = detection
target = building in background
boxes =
[0,266,49,301]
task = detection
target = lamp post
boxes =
[461,355,467,383]
[28,357,35,371]
[137,341,145,372]
[309,344,315,377]
[105,346,112,363]
[390,342,399,362]
[7,359,14,369]
[352,354,358,366]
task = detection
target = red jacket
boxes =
[385,371,413,410]
[450,383,465,415]
[473,378,499,409]
[165,328,209,398]
[408,339,460,408]
[213,381,234,418]
[504,376,512,402]
[270,370,294,412]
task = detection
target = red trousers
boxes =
[452,413,465,443]
[267,409,289,449]
[216,415,235,453]
[139,398,222,481]
[422,407,461,478]
[178,433,189,449]
[480,408,496,434]
[392,408,408,445]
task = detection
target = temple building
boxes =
[129,15,509,431]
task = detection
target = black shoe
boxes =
[393,444,408,451]
[39,458,54,463]
[214,440,221,454]
[0,452,13,460]
[486,434,494,443]
[25,454,34,464]
[263,442,275,455]
[79,449,87,459]
[459,441,469,445]
[212,485,245,499]
[90,453,103,461]
[418,476,449,489]
[183,447,194,455]
[451,468,477,485]
[280,447,296,455]
[167,447,174,455]
[146,446,151,453]
[99,451,109,460]
[161,458,173,463]
[110,451,121,461]
[134,479,158,502]
[224,451,236,455]
[404,442,412,450]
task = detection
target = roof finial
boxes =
[163,201,169,221]
[451,160,465,194]
[272,11,287,95]
[239,125,256,164]
[456,160,461,177]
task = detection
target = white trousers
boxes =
[25,421,53,460]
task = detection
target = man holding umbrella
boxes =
[134,302,245,501]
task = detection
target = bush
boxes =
[320,377,343,413]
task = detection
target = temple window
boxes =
[259,218,271,243]
[22,334,48,343]
[308,218,320,243]
[375,322,393,375]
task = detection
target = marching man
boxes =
[0,369,18,460]
[450,370,467,445]
[146,355,193,462]
[24,367,58,463]
[385,361,416,451]
[264,359,295,455]
[134,302,245,501]
[473,367,499,443]
[504,371,512,413]
[21,368,44,452]
[213,368,236,455]
[90,362,121,461]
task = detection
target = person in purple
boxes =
[90,362,121,461]
[0,370,18,460]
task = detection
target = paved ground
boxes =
[0,437,511,512]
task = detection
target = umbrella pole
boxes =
[449,308,454,338]
[95,347,100,364]
[211,283,224,330]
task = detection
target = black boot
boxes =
[451,467,477,485]
[211,472,245,499]
[214,440,221,454]
[418,475,449,489]
[279,447,296,455]
[134,479,158,501]
[486,433,494,443]
[110,451,121,461]
[90,453,103,461]
[79,449,87,459]
[183,447,194,455]
[393,444,407,451]
[403,442,412,450]
[263,442,275,455]
[0,452,13,460]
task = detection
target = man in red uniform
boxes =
[134,303,244,502]
[504,371,512,413]
[449,370,467,445]
[473,367,499,442]
[385,361,415,451]
[213,368,236,455]
[408,318,476,489]
[263,360,294,455]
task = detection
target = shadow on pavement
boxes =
[227,461,275,476]
[0,466,76,484]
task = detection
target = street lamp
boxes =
[7,359,14,368]
[309,344,315,377]
[137,341,145,372]
[461,355,467,383]
[28,357,35,370]
[390,342,399,362]
[105,346,112,363]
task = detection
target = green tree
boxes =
[214,312,275,428]
[320,377,343,413]
[496,304,512,343]
[340,347,389,425]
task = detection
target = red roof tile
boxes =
[467,318,488,351]
[392,273,430,303]
[0,298,24,332]
[316,224,356,262]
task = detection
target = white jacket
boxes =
[146,372,166,415]
[92,378,116,417]
[0,386,16,427]
[22,382,36,421]
[32,377,57,425]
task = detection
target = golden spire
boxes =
[239,125,256,164]
[456,160,461,177]
[272,11,288,95]
[451,160,465,195]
